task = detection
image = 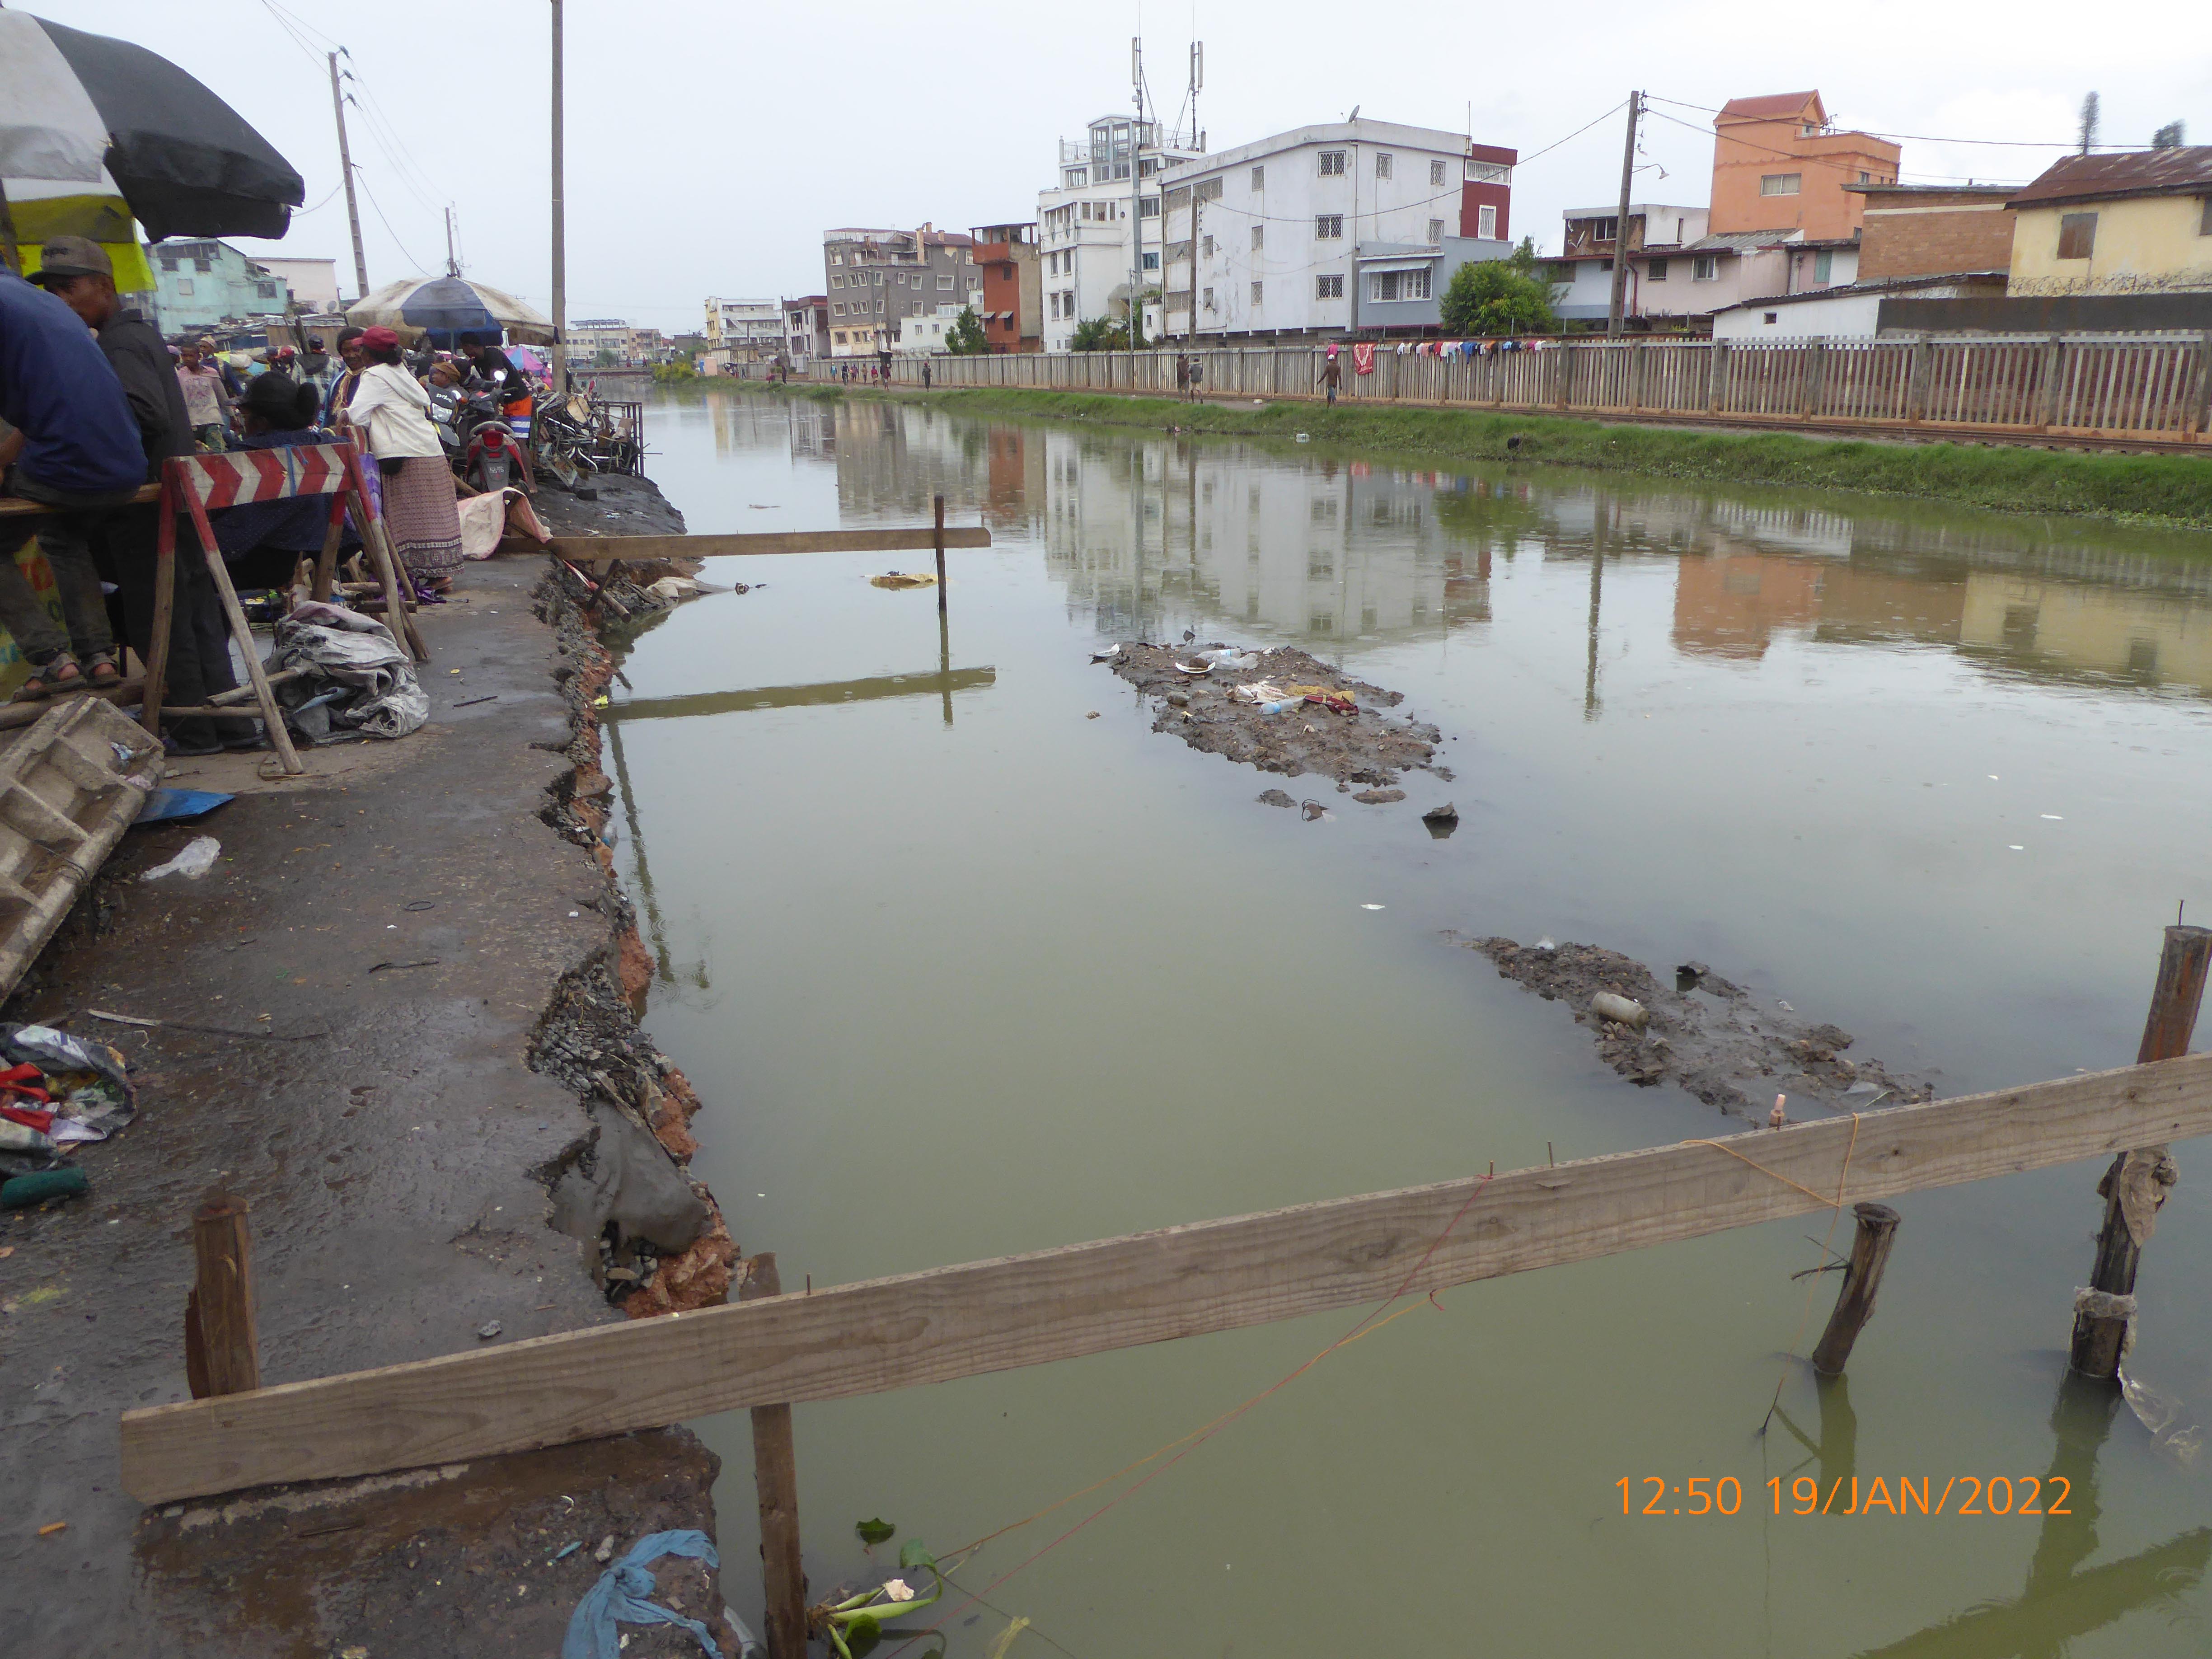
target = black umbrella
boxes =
[10,15,304,241]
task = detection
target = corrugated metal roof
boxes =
[1684,231,1788,253]
[2008,148,2212,208]
[1709,271,2007,312]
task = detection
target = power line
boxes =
[1641,106,2018,188]
[1643,92,2155,151]
[353,169,431,275]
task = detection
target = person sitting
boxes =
[458,333,534,422]
[210,374,358,589]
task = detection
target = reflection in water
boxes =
[1854,1374,2210,1659]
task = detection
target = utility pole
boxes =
[444,207,458,276]
[1606,91,1642,339]
[550,0,568,395]
[327,52,369,300]
[1129,35,1143,375]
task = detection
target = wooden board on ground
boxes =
[546,528,992,564]
[0,697,163,999]
[118,1053,2212,1503]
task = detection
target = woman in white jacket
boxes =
[343,325,463,590]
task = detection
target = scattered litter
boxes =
[1591,992,1649,1029]
[141,836,221,881]
[478,1320,503,1340]
[454,694,500,708]
[646,576,701,601]
[1295,432,1311,442]
[868,570,937,590]
[1533,937,1556,951]
[271,603,429,740]
[4,1168,89,1208]
[2119,1367,2203,1467]
[83,1008,323,1042]
[131,788,233,826]
[1090,644,1121,662]
[594,1534,617,1564]
[1776,1000,1794,1012]
[2042,813,2063,820]
[2008,844,2025,851]
[564,1530,724,1659]
[368,959,441,973]
[553,1541,584,1562]
[1987,774,1999,780]
[37,1522,66,1537]
[1361,903,1385,911]
[404,900,437,912]
[1085,711,1099,720]
[1301,801,1330,821]
[1770,1095,1789,1129]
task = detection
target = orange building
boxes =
[1710,91,1901,242]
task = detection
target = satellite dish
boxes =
[1348,104,1361,120]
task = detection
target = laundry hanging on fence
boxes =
[1351,343,1375,375]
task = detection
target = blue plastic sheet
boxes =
[132,788,234,825]
[562,1529,725,1659]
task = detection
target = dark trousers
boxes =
[0,478,128,665]
[87,506,244,741]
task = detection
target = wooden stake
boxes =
[740,1254,806,1659]
[2070,923,2209,1378]
[933,494,947,620]
[1810,1202,1901,1375]
[186,1190,259,1397]
[141,498,177,740]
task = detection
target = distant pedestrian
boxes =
[1175,353,1190,398]
[1187,356,1204,402]
[175,340,234,450]
[1319,346,1342,406]
[921,363,931,390]
[321,327,368,425]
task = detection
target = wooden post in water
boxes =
[1810,1202,1901,1375]
[184,1190,260,1397]
[2069,923,2210,1379]
[932,494,947,620]
[741,1254,807,1659]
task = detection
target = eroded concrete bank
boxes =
[0,480,745,1658]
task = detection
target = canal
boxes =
[610,388,2212,1657]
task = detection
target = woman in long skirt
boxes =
[343,325,463,590]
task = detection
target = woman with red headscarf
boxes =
[341,325,462,590]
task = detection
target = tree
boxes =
[945,307,988,355]
[1070,315,1125,351]
[2078,91,2100,154]
[1439,255,1559,336]
[2152,120,2187,150]
[593,347,616,367]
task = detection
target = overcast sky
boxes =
[25,0,2210,333]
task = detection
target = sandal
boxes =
[85,653,122,689]
[14,654,81,702]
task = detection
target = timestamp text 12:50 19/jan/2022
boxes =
[1619,1476,2071,1518]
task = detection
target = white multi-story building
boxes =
[705,297,782,364]
[1160,120,1507,342]
[1037,114,1206,351]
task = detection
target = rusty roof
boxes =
[1718,91,1821,122]
[2008,147,2212,209]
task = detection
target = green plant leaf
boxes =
[855,1517,896,1546]
[898,1537,937,1572]
[846,1613,883,1657]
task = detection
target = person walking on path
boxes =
[20,237,242,748]
[175,340,234,450]
[344,325,463,591]
[1318,346,1342,407]
[1187,354,1204,403]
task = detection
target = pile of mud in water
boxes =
[1100,642,1444,790]
[1467,937,1935,1124]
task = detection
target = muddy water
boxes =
[614,389,2212,1657]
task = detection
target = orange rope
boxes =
[900,1171,1499,1649]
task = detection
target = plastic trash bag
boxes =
[0,1024,134,1142]
[141,836,221,881]
[269,603,430,740]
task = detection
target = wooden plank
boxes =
[545,527,992,563]
[118,1053,2212,1504]
[0,483,160,517]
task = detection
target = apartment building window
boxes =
[1590,216,1619,244]
[1315,214,1343,239]
[1201,235,1214,259]
[938,274,954,289]
[1647,259,1668,281]
[1466,160,1510,184]
[830,253,843,265]
[1143,251,1159,271]
[1692,255,1719,281]
[1478,204,1498,239]
[2202,196,2212,235]
[176,278,195,296]
[1316,274,1344,299]
[1368,268,1429,301]
[1250,225,1263,251]
[1139,196,1159,217]
[1760,173,1802,197]
[1250,281,1264,305]
[828,273,842,288]
[1318,150,1345,176]
[832,303,844,316]
[1251,165,1265,189]
[1375,152,1393,179]
[2057,212,2098,259]
[1428,218,1445,244]
[1430,159,1447,186]
[873,271,883,285]
[1813,249,1833,284]
[876,298,885,312]
[1202,286,1214,309]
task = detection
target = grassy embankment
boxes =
[780,382,2212,531]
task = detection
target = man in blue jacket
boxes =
[0,264,143,696]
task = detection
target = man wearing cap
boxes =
[0,262,145,698]
[28,236,246,751]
